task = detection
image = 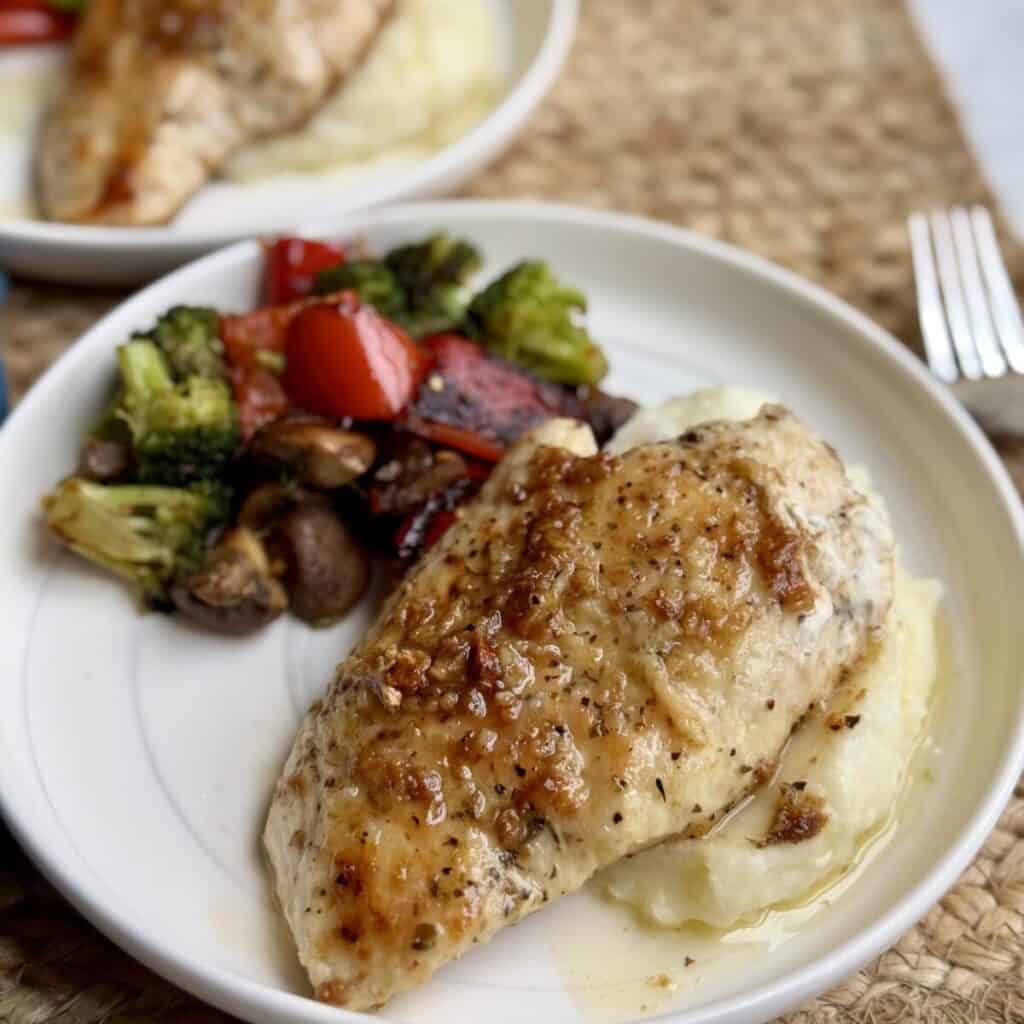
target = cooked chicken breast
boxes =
[265,408,894,1010]
[37,0,393,226]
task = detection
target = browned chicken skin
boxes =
[264,410,893,1009]
[37,0,393,225]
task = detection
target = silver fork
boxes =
[909,206,1024,434]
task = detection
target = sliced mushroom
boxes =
[237,481,298,532]
[561,387,640,446]
[268,497,370,626]
[171,527,288,635]
[78,438,132,482]
[249,419,376,489]
[370,438,468,516]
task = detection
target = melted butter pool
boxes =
[550,612,951,1023]
[550,833,886,1022]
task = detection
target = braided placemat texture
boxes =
[3,1,1024,1021]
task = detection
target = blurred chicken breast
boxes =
[37,0,393,225]
[265,408,893,1009]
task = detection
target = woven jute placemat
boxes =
[3,1,1024,1021]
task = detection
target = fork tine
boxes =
[908,213,959,383]
[930,210,983,380]
[950,207,1007,377]
[969,206,1024,374]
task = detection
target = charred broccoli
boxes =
[45,318,238,605]
[464,261,608,386]
[42,478,229,606]
[385,233,481,336]
[88,388,131,445]
[313,233,481,337]
[312,260,408,321]
[116,339,239,485]
[138,305,225,381]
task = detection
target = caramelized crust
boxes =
[265,409,893,1009]
[756,782,829,847]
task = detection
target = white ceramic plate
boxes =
[1,201,1022,1024]
[0,1,576,285]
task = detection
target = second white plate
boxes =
[0,0,576,285]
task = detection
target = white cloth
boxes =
[909,0,1024,237]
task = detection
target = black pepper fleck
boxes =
[412,923,439,950]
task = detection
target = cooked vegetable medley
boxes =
[42,233,632,635]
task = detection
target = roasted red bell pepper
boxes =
[230,367,290,442]
[393,489,470,561]
[221,290,352,369]
[283,300,429,421]
[0,1,75,44]
[220,290,357,437]
[422,509,457,550]
[401,417,504,463]
[262,238,346,305]
[403,334,565,462]
[221,305,292,369]
[464,458,493,483]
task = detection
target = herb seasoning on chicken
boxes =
[264,408,894,1010]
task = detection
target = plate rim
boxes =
[2,198,1023,1024]
[0,0,578,252]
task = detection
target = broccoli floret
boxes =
[42,477,229,605]
[139,305,225,381]
[385,233,482,336]
[313,234,482,337]
[89,388,131,445]
[116,339,239,485]
[313,260,408,321]
[464,261,609,386]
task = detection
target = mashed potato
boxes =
[0,56,60,220]
[224,0,502,182]
[598,390,942,930]
[604,388,773,455]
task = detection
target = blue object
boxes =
[0,273,6,425]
